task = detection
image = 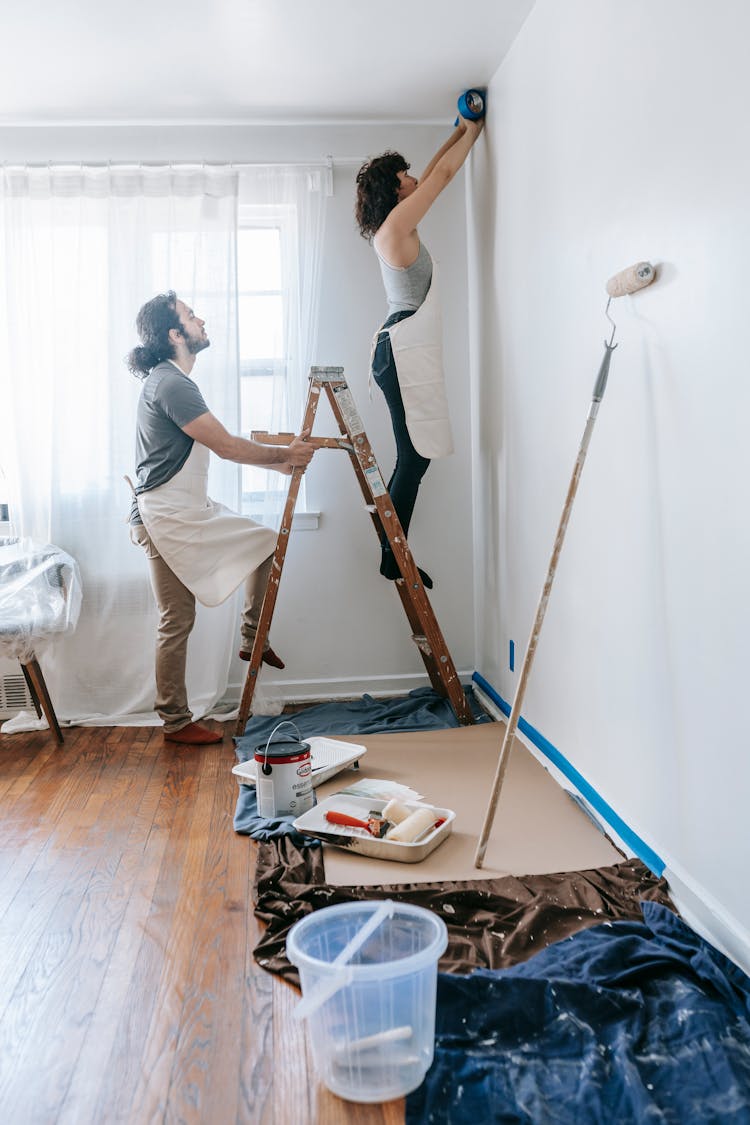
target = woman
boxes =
[355,115,483,588]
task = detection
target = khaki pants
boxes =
[131,523,273,733]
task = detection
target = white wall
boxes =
[0,123,475,702]
[470,0,750,953]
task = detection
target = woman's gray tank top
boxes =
[375,240,433,316]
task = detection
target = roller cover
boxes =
[605,261,655,298]
[385,806,436,843]
[381,799,413,826]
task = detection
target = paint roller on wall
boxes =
[474,262,657,869]
[605,261,654,298]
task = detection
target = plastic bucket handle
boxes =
[293,899,396,1021]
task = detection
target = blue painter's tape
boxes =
[457,89,485,121]
[472,671,666,877]
[509,639,515,672]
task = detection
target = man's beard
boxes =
[186,334,210,355]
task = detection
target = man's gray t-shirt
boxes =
[130,360,209,524]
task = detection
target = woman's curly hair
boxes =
[355,151,410,240]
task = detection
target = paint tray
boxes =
[232,737,366,789]
[292,794,455,864]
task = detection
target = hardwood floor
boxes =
[0,723,405,1124]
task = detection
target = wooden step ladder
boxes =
[234,366,474,735]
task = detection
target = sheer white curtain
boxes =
[238,165,330,526]
[0,164,242,725]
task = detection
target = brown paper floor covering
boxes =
[312,724,623,884]
[252,724,675,984]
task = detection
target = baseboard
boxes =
[473,673,750,976]
[226,669,475,705]
[472,681,643,862]
[471,673,665,875]
[664,863,750,978]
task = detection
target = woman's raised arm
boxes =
[377,118,483,247]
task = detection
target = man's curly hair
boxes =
[354,151,410,240]
[126,290,183,378]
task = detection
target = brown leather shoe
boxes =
[239,646,286,670]
[164,722,223,745]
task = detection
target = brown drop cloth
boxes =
[253,838,676,986]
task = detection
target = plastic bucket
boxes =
[286,900,448,1103]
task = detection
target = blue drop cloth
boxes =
[407,901,750,1124]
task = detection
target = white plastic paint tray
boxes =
[232,737,366,789]
[292,795,455,864]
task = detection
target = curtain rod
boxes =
[1,156,367,171]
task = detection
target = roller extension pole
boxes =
[474,263,655,868]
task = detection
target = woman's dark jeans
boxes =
[372,310,431,578]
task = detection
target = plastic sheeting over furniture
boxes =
[0,538,82,742]
[0,538,82,662]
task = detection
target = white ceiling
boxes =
[1,0,534,125]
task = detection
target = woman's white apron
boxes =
[136,441,277,607]
[380,267,454,459]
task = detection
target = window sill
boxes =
[246,510,321,531]
[292,511,320,531]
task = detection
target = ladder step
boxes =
[310,366,345,382]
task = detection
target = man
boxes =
[127,291,314,745]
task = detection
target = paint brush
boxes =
[324,810,392,838]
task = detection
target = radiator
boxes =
[0,658,35,718]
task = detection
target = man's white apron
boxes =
[136,441,277,607]
[381,268,454,459]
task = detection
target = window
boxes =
[150,200,312,524]
[237,203,306,521]
[0,215,110,503]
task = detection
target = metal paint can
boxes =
[255,720,314,818]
